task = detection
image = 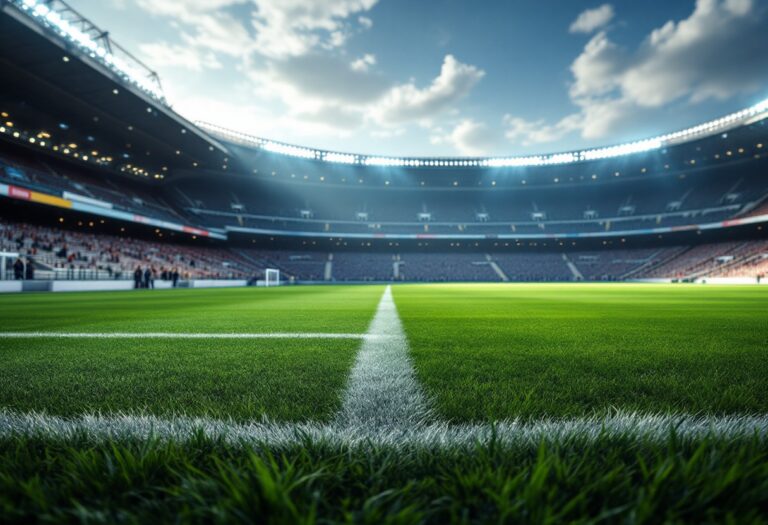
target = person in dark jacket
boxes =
[134,266,143,289]
[143,267,152,289]
[13,257,24,280]
[24,257,34,280]
[171,267,180,288]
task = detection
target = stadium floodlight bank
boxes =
[265,269,280,287]
[8,0,165,102]
[197,97,768,169]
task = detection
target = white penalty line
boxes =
[1,410,766,449]
[0,332,391,340]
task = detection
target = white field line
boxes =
[334,285,433,430]
[0,332,387,340]
[1,410,766,449]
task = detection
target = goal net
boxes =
[265,268,280,287]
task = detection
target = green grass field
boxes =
[0,338,360,421]
[1,283,767,523]
[0,286,384,422]
[394,283,768,420]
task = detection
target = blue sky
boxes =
[69,0,768,156]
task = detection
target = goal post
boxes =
[0,251,20,281]
[265,268,280,287]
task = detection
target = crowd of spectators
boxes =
[571,248,684,281]
[491,253,572,281]
[701,240,768,280]
[639,242,745,279]
[3,218,768,283]
[332,253,395,281]
[399,253,499,282]
[1,219,259,281]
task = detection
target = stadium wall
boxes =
[632,277,768,285]
[0,280,251,293]
[50,281,170,292]
[694,277,768,285]
[0,282,22,293]
[188,279,248,289]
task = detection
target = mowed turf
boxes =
[1,283,767,523]
[0,285,383,333]
[0,286,383,421]
[394,283,768,421]
[0,338,360,421]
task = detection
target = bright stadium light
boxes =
[262,141,316,159]
[324,152,357,164]
[197,95,768,169]
[14,0,165,101]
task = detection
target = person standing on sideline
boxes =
[171,267,180,288]
[13,257,24,280]
[134,266,143,289]
[143,266,151,289]
[25,257,34,280]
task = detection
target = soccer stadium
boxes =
[1,0,767,522]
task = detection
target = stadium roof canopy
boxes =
[0,0,231,173]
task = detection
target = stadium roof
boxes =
[1,0,231,173]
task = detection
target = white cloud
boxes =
[127,0,391,134]
[504,114,583,146]
[374,55,485,124]
[298,104,366,130]
[133,0,251,56]
[507,0,768,147]
[179,12,253,57]
[618,0,768,107]
[246,53,485,135]
[569,31,625,99]
[358,16,373,29]
[129,0,377,61]
[441,119,500,156]
[573,0,768,136]
[133,0,241,19]
[254,53,390,107]
[351,53,376,72]
[575,98,634,139]
[250,0,378,58]
[118,0,490,153]
[573,0,768,108]
[128,0,254,77]
[569,4,615,34]
[139,42,222,72]
[171,92,361,141]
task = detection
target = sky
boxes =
[68,0,768,157]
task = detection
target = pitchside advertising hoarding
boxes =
[0,183,224,240]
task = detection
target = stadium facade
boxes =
[1,0,768,284]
